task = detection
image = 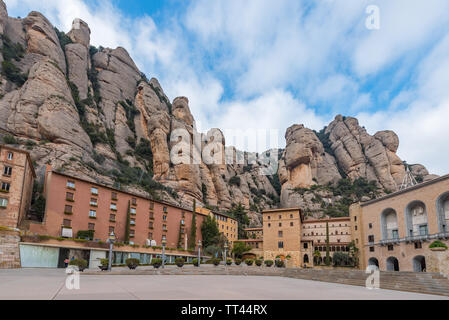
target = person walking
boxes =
[64,258,69,268]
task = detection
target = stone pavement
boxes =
[0,268,447,300]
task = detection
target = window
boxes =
[290,214,293,219]
[3,166,12,176]
[7,152,13,160]
[181,211,185,218]
[369,223,373,229]
[267,216,271,220]
[279,223,282,227]
[109,214,116,222]
[149,212,154,219]
[181,219,185,225]
[354,216,357,222]
[1,182,10,192]
[278,241,284,249]
[392,229,399,239]
[110,203,117,211]
[149,222,154,229]
[64,205,73,214]
[90,198,97,206]
[111,192,117,200]
[162,235,166,241]
[132,198,137,206]
[163,215,167,221]
[368,235,374,243]
[148,232,153,239]
[130,219,135,226]
[304,242,308,249]
[268,223,271,227]
[369,246,375,252]
[279,215,282,219]
[278,231,283,237]
[419,225,428,236]
[414,242,422,249]
[290,222,294,227]
[109,226,115,233]
[130,230,135,238]
[0,197,8,207]
[86,223,94,230]
[162,225,167,231]
[388,245,394,251]
[66,181,75,189]
[91,187,98,195]
[130,207,136,215]
[66,192,74,201]
[63,219,71,227]
[150,202,154,210]
[89,210,96,218]
[355,226,358,231]
[163,207,168,213]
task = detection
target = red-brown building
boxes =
[28,166,205,249]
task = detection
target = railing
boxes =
[377,231,449,245]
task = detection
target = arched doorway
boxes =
[303,254,309,264]
[386,257,399,271]
[381,208,399,240]
[368,257,379,269]
[436,192,449,233]
[405,201,428,237]
[413,256,426,272]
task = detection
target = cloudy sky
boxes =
[5,0,449,175]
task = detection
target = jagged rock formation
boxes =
[0,2,436,221]
[0,1,278,214]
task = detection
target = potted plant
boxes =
[264,260,274,267]
[212,258,221,266]
[275,260,285,268]
[69,259,88,272]
[175,257,185,267]
[99,258,109,271]
[429,240,448,251]
[226,259,232,266]
[234,258,242,265]
[125,258,140,270]
[152,258,162,268]
[255,259,262,267]
[192,258,199,267]
[245,259,254,266]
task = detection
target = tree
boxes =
[231,241,252,259]
[201,215,221,248]
[313,250,321,265]
[188,199,197,250]
[348,240,359,267]
[177,220,184,249]
[124,200,131,244]
[333,252,351,267]
[228,203,250,239]
[325,222,330,266]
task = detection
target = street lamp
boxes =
[162,239,167,269]
[198,240,202,267]
[224,242,228,267]
[107,232,116,271]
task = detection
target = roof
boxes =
[303,217,351,223]
[50,169,194,213]
[244,227,263,231]
[0,144,36,178]
[361,173,449,207]
[262,207,302,213]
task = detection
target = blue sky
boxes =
[4,0,449,175]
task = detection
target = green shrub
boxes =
[264,260,274,267]
[245,259,254,266]
[226,259,232,266]
[125,258,140,269]
[192,258,199,267]
[151,258,162,268]
[76,230,94,240]
[3,134,18,145]
[212,258,221,266]
[429,240,448,249]
[275,260,285,268]
[234,258,242,265]
[255,259,263,266]
[175,257,185,267]
[100,259,109,267]
[69,259,88,271]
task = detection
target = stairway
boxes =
[283,268,449,296]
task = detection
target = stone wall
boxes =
[426,248,449,278]
[0,229,21,268]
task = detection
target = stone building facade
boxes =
[261,208,352,267]
[350,174,449,273]
[196,207,238,246]
[0,145,36,268]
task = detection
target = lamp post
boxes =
[224,242,228,267]
[162,239,167,269]
[107,232,115,271]
[198,240,202,267]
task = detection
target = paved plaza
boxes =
[0,268,447,300]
